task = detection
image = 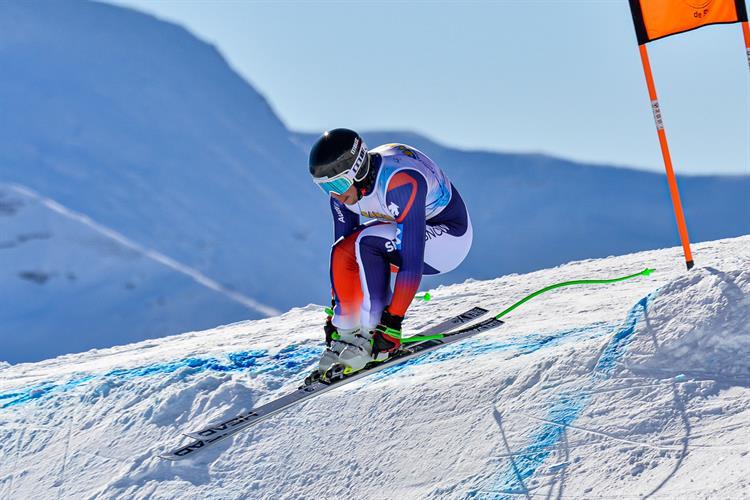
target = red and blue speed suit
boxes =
[329,143,472,331]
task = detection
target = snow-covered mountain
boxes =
[2,0,747,365]
[0,183,277,363]
[0,0,331,313]
[1,235,747,498]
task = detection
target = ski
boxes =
[159,306,496,460]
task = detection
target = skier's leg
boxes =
[319,229,370,375]
[323,222,396,373]
[422,187,473,276]
[335,223,399,373]
[421,217,472,275]
[353,223,399,330]
[329,230,365,330]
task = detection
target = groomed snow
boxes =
[1,236,748,498]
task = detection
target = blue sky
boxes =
[106,0,749,175]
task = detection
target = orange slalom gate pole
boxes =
[637,44,694,270]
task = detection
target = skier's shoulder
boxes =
[374,143,443,182]
[371,143,426,163]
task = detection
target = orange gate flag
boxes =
[629,0,748,44]
[627,0,749,271]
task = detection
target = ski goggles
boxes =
[313,171,356,195]
[312,141,369,195]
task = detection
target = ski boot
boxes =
[322,310,405,380]
[304,321,361,385]
[329,330,390,379]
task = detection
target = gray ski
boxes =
[160,306,494,460]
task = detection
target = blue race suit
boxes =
[329,144,472,330]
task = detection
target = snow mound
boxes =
[626,267,750,383]
[467,262,750,498]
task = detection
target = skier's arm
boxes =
[330,197,359,241]
[385,170,427,318]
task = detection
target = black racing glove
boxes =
[371,309,404,357]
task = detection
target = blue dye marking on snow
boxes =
[473,392,591,498]
[479,392,589,498]
[593,295,650,379]
[0,345,322,410]
[1,294,651,417]
[0,374,98,408]
[469,294,652,499]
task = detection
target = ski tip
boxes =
[158,447,203,461]
[157,437,211,461]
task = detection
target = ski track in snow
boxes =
[7,183,280,317]
[0,235,749,499]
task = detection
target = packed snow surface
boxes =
[1,236,748,498]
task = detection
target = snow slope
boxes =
[1,236,748,498]
[0,183,276,363]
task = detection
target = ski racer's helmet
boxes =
[309,128,370,195]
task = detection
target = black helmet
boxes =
[308,128,370,183]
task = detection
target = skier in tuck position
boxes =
[309,128,472,380]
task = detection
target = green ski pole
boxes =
[400,268,654,344]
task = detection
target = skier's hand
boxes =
[371,309,403,357]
